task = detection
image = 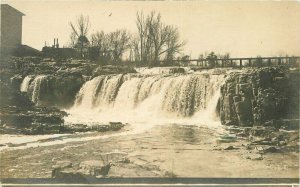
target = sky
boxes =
[2,0,300,58]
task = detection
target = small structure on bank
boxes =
[42,38,77,59]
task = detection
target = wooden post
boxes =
[268,58,271,66]
[239,59,242,67]
[249,59,252,67]
[222,59,224,67]
[230,59,233,67]
[278,58,281,65]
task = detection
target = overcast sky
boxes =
[2,0,300,58]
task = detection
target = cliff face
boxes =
[219,67,299,127]
[4,57,137,108]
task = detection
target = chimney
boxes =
[56,38,59,48]
[53,38,56,48]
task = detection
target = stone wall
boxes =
[219,67,299,127]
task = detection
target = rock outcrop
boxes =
[2,57,136,108]
[219,67,299,127]
[52,152,128,178]
[0,105,67,134]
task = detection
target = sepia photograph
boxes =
[0,0,299,186]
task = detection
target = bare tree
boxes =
[91,31,106,49]
[136,11,146,62]
[69,14,91,58]
[131,36,141,62]
[135,11,185,66]
[89,31,105,62]
[163,26,185,63]
[91,31,108,59]
[147,11,164,65]
[107,29,131,62]
[90,29,131,63]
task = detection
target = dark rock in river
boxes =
[61,122,125,133]
[52,160,111,178]
[0,105,67,135]
[219,67,299,128]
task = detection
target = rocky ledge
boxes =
[0,105,125,135]
[0,80,125,135]
[1,57,136,80]
[52,151,130,179]
[0,105,66,135]
[219,67,299,128]
[4,57,136,108]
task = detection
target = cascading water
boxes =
[66,73,225,127]
[30,75,47,105]
[20,75,34,92]
[8,72,226,150]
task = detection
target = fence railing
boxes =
[157,56,300,68]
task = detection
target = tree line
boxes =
[69,11,185,66]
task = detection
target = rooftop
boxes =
[1,4,25,16]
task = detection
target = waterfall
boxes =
[20,75,34,92]
[66,73,225,126]
[30,75,47,105]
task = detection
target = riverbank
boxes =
[1,124,298,178]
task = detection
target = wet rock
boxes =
[263,120,281,129]
[238,83,252,96]
[226,126,243,133]
[249,126,276,137]
[24,73,85,108]
[52,159,111,178]
[78,160,111,177]
[61,122,125,133]
[242,127,252,136]
[103,151,129,163]
[52,160,72,170]
[224,120,235,126]
[263,146,281,153]
[52,168,84,179]
[0,106,67,135]
[245,154,263,160]
[0,82,33,108]
[217,134,237,143]
[10,74,23,89]
[92,65,136,77]
[281,119,300,130]
[219,67,299,128]
[251,139,275,146]
[109,122,124,131]
[168,67,185,74]
[223,145,239,150]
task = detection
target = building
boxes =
[1,4,25,56]
[42,38,78,59]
